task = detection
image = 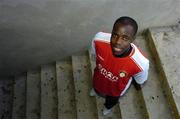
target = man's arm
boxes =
[132,77,147,90]
[133,63,149,90]
[132,77,141,90]
[89,34,97,61]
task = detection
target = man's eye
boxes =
[122,37,128,41]
[121,35,130,41]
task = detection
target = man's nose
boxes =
[115,38,123,45]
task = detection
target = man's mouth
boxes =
[112,46,124,53]
[113,47,122,52]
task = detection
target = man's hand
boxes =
[132,78,142,90]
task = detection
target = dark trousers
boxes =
[104,95,119,109]
[94,89,120,109]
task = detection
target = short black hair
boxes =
[113,16,138,36]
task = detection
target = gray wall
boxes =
[0,0,180,77]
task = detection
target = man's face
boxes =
[110,24,134,56]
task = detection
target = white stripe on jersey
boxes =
[131,44,149,84]
[94,32,111,43]
[90,32,111,55]
[120,77,133,96]
[120,44,149,96]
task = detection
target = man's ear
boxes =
[131,36,136,43]
[133,35,136,39]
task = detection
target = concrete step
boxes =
[0,78,13,119]
[147,27,180,118]
[26,69,41,119]
[41,64,58,119]
[88,51,121,119]
[134,36,173,119]
[56,59,76,119]
[119,84,146,119]
[72,53,98,119]
[12,75,26,119]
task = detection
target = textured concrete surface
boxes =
[72,54,98,119]
[41,64,58,119]
[0,78,13,119]
[1,0,180,77]
[148,27,180,118]
[26,70,41,119]
[119,84,146,119]
[56,59,77,119]
[0,39,179,119]
[12,75,26,119]
[134,36,173,119]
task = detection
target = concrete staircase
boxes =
[0,26,180,119]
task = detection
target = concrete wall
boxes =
[0,0,180,77]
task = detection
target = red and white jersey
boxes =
[91,32,149,97]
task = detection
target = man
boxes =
[90,16,149,116]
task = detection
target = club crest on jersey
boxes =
[119,71,127,78]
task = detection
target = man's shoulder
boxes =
[131,43,149,70]
[93,32,111,43]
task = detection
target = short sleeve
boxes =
[90,38,96,55]
[133,63,149,84]
[90,32,101,56]
[89,32,111,56]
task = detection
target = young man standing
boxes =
[90,16,149,116]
